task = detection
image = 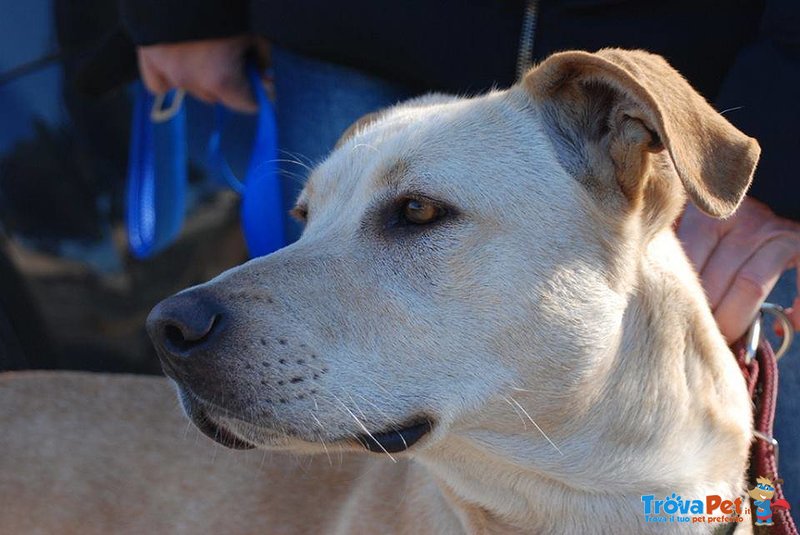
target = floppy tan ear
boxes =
[525,49,760,219]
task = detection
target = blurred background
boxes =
[0,0,256,374]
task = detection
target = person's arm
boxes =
[118,0,248,46]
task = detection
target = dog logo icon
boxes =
[747,475,792,526]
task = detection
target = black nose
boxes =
[146,291,223,361]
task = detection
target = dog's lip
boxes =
[356,419,433,454]
[194,407,256,451]
[180,390,256,450]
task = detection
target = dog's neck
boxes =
[416,232,752,534]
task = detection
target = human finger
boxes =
[137,49,171,94]
[699,227,766,309]
[677,204,725,274]
[713,236,800,341]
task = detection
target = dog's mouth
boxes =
[177,385,432,453]
[179,390,256,450]
[355,419,433,454]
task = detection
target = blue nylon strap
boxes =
[206,105,246,194]
[126,62,284,260]
[207,64,285,257]
[239,64,284,257]
[125,83,187,259]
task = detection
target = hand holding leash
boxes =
[678,197,800,342]
[126,59,283,259]
[137,36,262,114]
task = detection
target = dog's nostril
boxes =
[147,292,227,363]
[164,324,189,351]
[162,314,221,355]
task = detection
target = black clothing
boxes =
[118,0,800,219]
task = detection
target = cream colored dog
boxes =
[1,49,760,534]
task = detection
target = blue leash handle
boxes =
[125,83,187,259]
[207,64,285,257]
[126,62,284,259]
[207,105,246,194]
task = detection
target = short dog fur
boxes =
[0,49,760,534]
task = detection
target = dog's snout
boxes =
[147,292,223,359]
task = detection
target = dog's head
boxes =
[147,50,758,462]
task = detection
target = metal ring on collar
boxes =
[761,303,794,361]
[752,430,780,469]
[744,303,795,365]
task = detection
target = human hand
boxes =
[137,35,263,113]
[677,196,800,342]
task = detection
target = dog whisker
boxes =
[507,396,564,456]
[309,411,325,431]
[295,452,312,476]
[353,393,392,421]
[272,153,318,185]
[352,393,408,448]
[277,149,317,170]
[184,419,193,439]
[330,393,397,463]
[270,158,314,173]
[351,143,378,153]
[719,105,744,116]
[398,431,408,451]
[316,431,333,467]
[347,393,369,421]
[362,376,399,405]
[276,169,307,186]
[503,396,528,430]
[309,408,333,462]
[259,450,268,471]
[211,435,219,463]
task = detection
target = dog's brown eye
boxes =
[402,199,441,225]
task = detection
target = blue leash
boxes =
[208,65,284,257]
[126,63,284,259]
[126,83,186,259]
